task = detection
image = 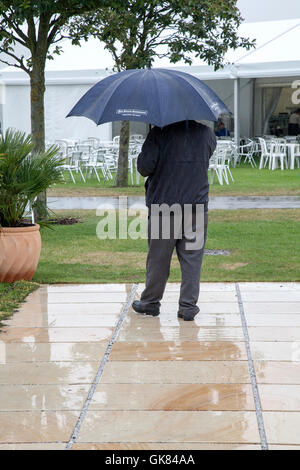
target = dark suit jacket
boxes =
[137,120,216,210]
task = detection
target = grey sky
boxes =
[238,0,300,22]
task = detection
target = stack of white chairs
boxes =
[258,138,288,170]
[209,147,234,185]
[269,138,288,170]
[258,138,272,169]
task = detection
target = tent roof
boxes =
[2,60,300,85]
[1,14,300,81]
[42,18,300,71]
[227,19,300,64]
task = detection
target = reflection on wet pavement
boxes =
[0,282,299,449]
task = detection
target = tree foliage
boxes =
[0,0,117,74]
[68,0,255,72]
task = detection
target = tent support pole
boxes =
[234,77,240,148]
[251,78,256,137]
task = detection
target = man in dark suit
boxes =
[132,120,216,321]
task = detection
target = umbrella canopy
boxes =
[67,68,230,128]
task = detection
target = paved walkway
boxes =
[0,282,300,450]
[47,196,300,211]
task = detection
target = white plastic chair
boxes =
[293,144,300,168]
[55,139,77,155]
[209,149,233,185]
[54,140,68,156]
[209,154,222,185]
[75,144,93,161]
[258,138,272,169]
[128,144,142,185]
[60,152,86,183]
[217,140,238,167]
[239,139,257,168]
[103,153,118,180]
[83,150,111,184]
[227,142,240,167]
[269,139,288,170]
[286,142,300,170]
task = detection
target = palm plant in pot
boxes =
[0,129,64,282]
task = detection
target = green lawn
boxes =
[1,208,298,320]
[33,209,300,284]
[48,163,300,198]
[0,281,39,325]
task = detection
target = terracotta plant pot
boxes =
[0,224,41,283]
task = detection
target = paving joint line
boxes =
[66,283,138,450]
[235,283,268,451]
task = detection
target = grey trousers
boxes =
[141,210,208,315]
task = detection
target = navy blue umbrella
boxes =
[67,68,230,127]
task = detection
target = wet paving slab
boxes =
[0,282,299,449]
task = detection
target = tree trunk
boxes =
[30,58,47,219]
[116,121,130,187]
[30,60,46,152]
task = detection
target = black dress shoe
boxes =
[132,300,160,317]
[178,309,199,321]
